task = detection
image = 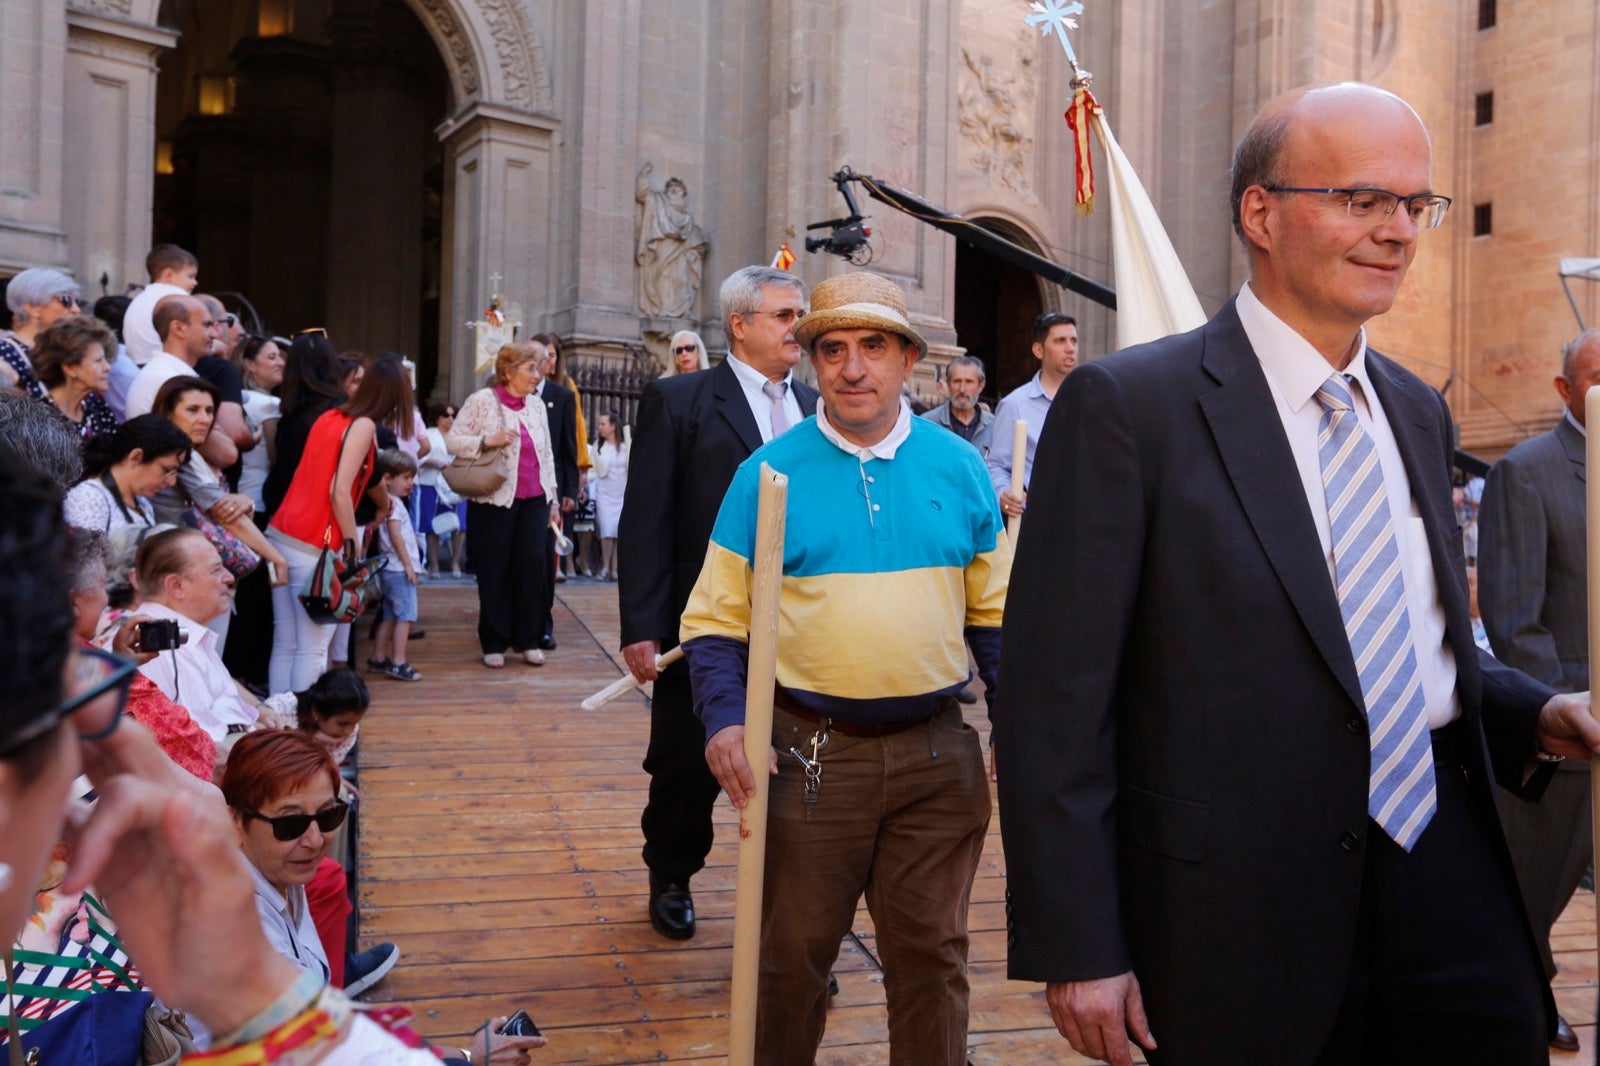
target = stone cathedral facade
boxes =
[1,0,1595,454]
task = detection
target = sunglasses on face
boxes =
[55,294,81,309]
[673,345,700,354]
[219,314,238,328]
[239,799,350,841]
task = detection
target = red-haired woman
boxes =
[267,357,413,691]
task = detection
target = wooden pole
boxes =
[624,423,633,449]
[728,462,788,1065]
[578,646,684,711]
[1586,387,1600,1005]
[1008,419,1027,542]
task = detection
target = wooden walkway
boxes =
[356,580,1599,1064]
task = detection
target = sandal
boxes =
[483,653,505,669]
[385,662,423,682]
[366,657,392,674]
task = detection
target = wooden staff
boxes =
[1008,419,1027,542]
[728,463,789,1065]
[624,423,633,449]
[578,646,684,711]
[1587,386,1600,996]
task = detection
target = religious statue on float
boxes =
[634,162,709,319]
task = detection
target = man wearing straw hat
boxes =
[999,82,1600,1066]
[680,271,1010,1064]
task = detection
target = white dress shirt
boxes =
[1237,283,1459,729]
[724,352,804,443]
[133,601,259,741]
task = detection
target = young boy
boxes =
[373,449,423,681]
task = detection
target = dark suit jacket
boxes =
[618,359,818,648]
[537,379,580,504]
[996,300,1557,1063]
[1480,417,1588,693]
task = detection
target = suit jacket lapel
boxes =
[1364,352,1474,663]
[794,380,819,417]
[712,359,764,455]
[1557,416,1586,484]
[1197,302,1367,711]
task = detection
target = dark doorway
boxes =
[953,219,1045,402]
[153,0,449,394]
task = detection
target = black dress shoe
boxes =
[649,878,695,940]
[538,635,558,650]
[1551,1013,1579,1052]
[955,686,978,705]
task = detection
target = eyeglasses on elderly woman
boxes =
[0,645,134,757]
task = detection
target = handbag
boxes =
[298,538,387,625]
[182,507,260,578]
[442,402,512,497]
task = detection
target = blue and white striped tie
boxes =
[1314,375,1436,851]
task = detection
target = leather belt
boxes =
[773,689,934,738]
[1429,720,1465,767]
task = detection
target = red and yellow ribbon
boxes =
[1063,86,1101,216]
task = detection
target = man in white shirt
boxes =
[126,295,220,419]
[122,243,199,368]
[131,527,260,745]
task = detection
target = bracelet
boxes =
[212,969,325,1047]
[188,984,356,1065]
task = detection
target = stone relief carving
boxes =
[414,0,481,96]
[69,0,135,14]
[957,34,1036,193]
[480,0,551,111]
[634,163,709,319]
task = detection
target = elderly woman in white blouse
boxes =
[446,342,559,669]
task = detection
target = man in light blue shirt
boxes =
[986,311,1078,517]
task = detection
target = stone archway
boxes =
[952,215,1051,400]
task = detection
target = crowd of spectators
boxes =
[0,245,550,1062]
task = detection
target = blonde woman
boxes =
[447,342,560,668]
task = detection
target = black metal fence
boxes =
[570,356,659,437]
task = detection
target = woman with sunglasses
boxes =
[0,266,82,401]
[667,329,709,375]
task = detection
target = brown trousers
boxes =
[756,700,992,1066]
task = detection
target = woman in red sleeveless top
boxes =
[267,357,414,691]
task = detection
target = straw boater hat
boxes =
[793,272,929,360]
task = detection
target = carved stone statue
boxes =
[634,162,709,318]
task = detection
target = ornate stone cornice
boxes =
[68,0,133,15]
[414,0,483,98]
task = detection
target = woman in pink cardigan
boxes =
[446,341,560,668]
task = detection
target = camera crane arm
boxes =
[814,167,1117,311]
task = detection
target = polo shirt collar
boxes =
[817,398,911,460]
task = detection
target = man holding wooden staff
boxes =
[680,271,1010,1065]
[986,309,1079,521]
[999,82,1600,1066]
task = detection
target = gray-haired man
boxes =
[921,355,996,454]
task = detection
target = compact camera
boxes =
[135,618,185,652]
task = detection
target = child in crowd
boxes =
[258,666,371,769]
[372,449,423,681]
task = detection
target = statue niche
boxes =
[634,162,709,319]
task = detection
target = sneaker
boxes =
[385,661,422,682]
[366,657,392,674]
[344,942,399,998]
[483,652,505,669]
[522,649,546,667]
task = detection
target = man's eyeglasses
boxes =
[0,646,134,757]
[219,314,238,329]
[55,294,81,310]
[1263,186,1453,230]
[673,344,700,354]
[238,800,350,841]
[743,308,804,325]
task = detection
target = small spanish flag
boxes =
[771,241,796,271]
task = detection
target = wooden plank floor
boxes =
[356,580,1600,1064]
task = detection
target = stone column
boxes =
[0,0,71,272]
[61,9,174,295]
[435,101,558,403]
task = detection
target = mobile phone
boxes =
[498,1009,540,1037]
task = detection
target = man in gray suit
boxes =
[1478,327,1600,1053]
